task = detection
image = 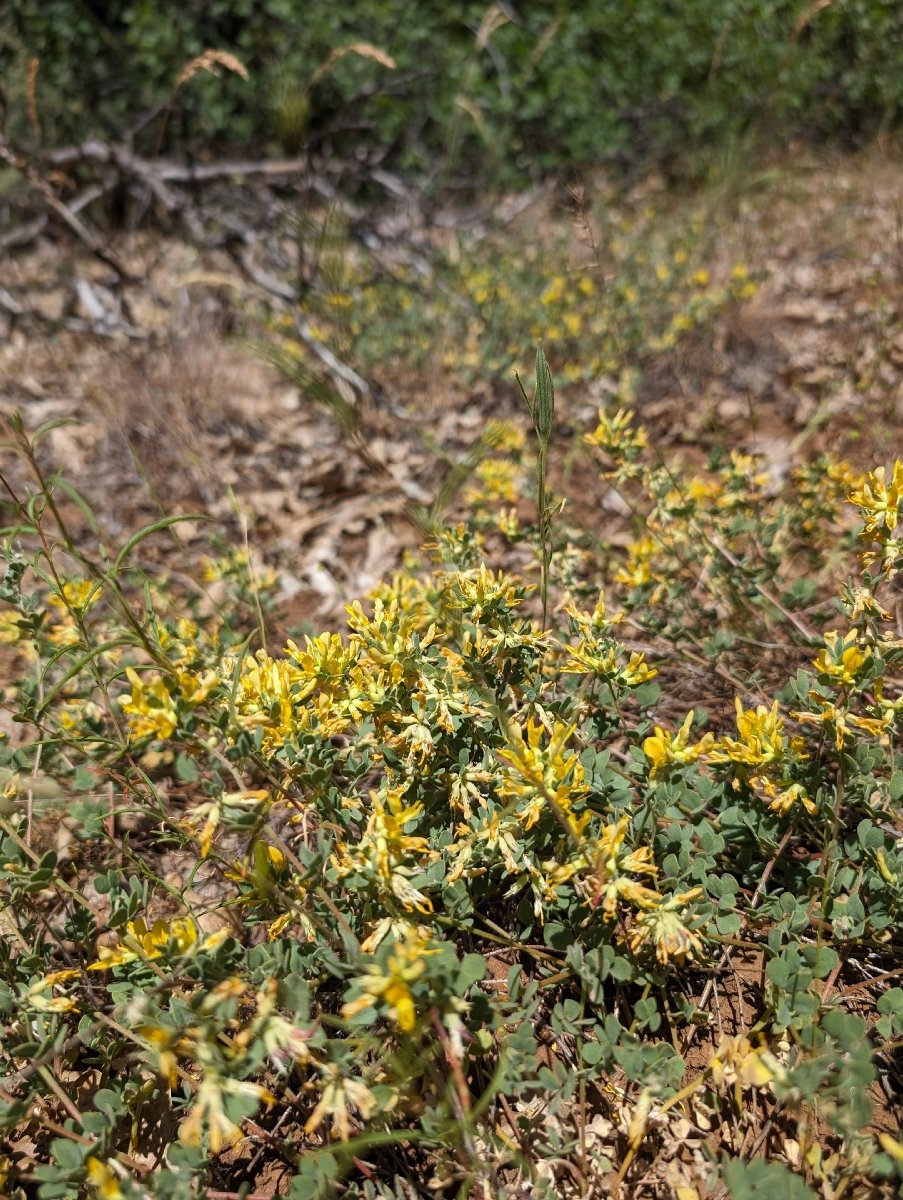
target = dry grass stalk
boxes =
[26,57,41,144]
[793,0,834,40]
[309,43,396,88]
[175,49,249,90]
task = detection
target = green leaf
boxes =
[877,987,903,1015]
[580,1039,606,1065]
[457,953,486,990]
[543,921,571,950]
[723,1156,818,1198]
[857,819,885,850]
[49,1138,84,1170]
[73,767,96,791]
[175,752,199,782]
[94,1088,126,1120]
[112,514,208,573]
[801,945,839,980]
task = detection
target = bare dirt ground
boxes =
[3,146,903,642]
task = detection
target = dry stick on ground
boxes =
[2,138,339,256]
[0,136,136,282]
[46,139,312,183]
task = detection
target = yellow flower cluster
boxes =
[342,924,438,1033]
[644,711,714,779]
[559,596,656,689]
[646,701,815,818]
[119,664,218,741]
[848,460,903,573]
[496,716,590,839]
[332,784,439,915]
[87,917,228,971]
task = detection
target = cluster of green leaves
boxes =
[2,383,903,1199]
[3,1,903,183]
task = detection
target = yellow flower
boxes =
[464,457,520,505]
[625,888,704,964]
[496,507,521,539]
[231,650,313,750]
[623,651,656,685]
[25,969,81,1013]
[559,637,655,688]
[710,1034,778,1090]
[615,535,658,588]
[86,1157,126,1200]
[137,1022,194,1089]
[286,631,358,692]
[304,1068,378,1142]
[760,779,817,817]
[48,578,102,614]
[848,461,903,532]
[563,311,582,338]
[88,917,227,970]
[180,1075,274,1154]
[540,275,567,308]
[497,718,589,838]
[711,699,786,767]
[186,789,270,859]
[843,585,891,623]
[254,979,320,1070]
[119,667,178,740]
[644,711,714,778]
[791,696,852,751]
[485,420,527,455]
[0,611,36,658]
[342,925,437,1033]
[812,630,869,687]
[583,817,660,918]
[584,407,648,459]
[331,785,438,913]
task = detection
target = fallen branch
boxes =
[45,139,313,184]
[0,136,137,281]
[0,214,47,250]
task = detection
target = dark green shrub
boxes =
[2,2,902,190]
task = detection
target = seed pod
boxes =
[533,342,554,442]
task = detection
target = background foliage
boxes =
[3,0,903,183]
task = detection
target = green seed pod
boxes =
[534,342,554,442]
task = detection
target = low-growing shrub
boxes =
[2,357,903,1197]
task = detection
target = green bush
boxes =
[3,1,903,183]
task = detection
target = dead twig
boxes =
[0,136,136,281]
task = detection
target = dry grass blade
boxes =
[175,49,249,90]
[792,0,834,40]
[26,57,41,144]
[309,43,396,87]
